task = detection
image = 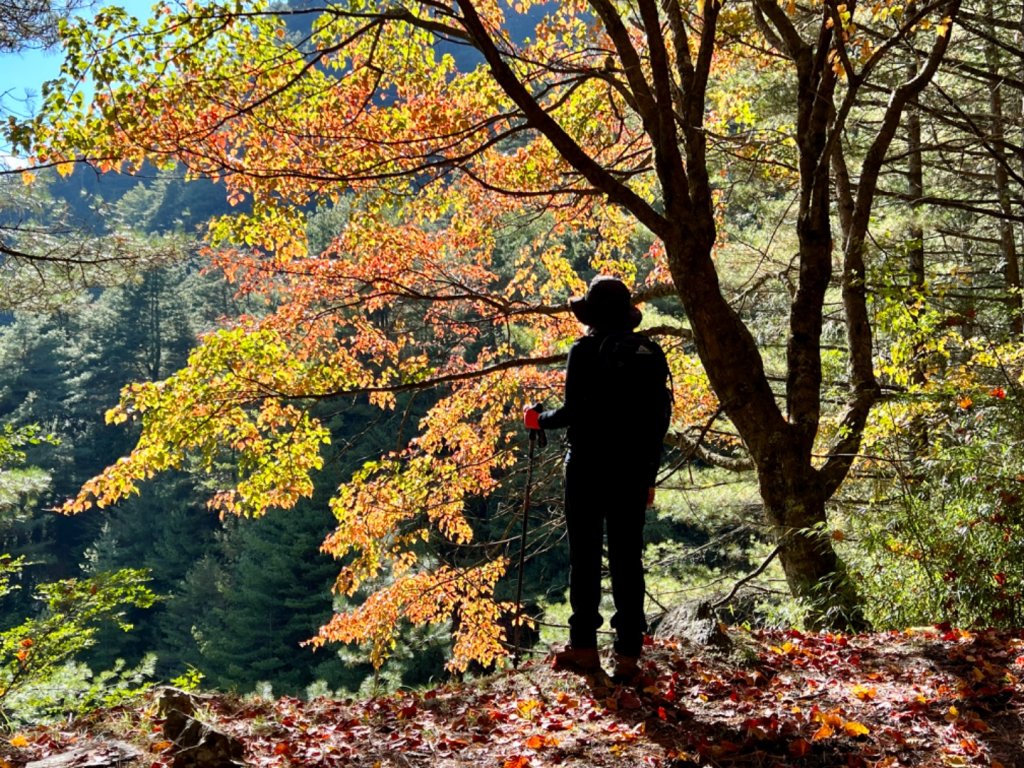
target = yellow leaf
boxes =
[843,720,870,737]
[8,734,29,747]
[516,698,541,718]
[851,684,876,700]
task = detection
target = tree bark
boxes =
[983,0,1023,335]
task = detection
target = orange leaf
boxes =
[811,724,834,741]
[525,735,544,750]
[504,757,531,768]
[8,735,29,748]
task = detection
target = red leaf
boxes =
[789,738,812,757]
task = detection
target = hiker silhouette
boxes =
[524,275,671,682]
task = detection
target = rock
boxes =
[157,687,245,768]
[25,741,142,768]
[166,719,245,768]
[157,687,198,743]
[653,600,731,649]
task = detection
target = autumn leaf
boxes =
[8,734,29,747]
[843,720,870,737]
[811,723,834,741]
[851,684,876,700]
[516,699,542,719]
[524,734,557,750]
[789,737,812,757]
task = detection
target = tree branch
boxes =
[456,0,669,238]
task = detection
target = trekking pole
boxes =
[513,426,544,667]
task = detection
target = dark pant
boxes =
[564,457,649,657]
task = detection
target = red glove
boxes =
[523,405,542,431]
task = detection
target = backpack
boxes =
[596,332,672,451]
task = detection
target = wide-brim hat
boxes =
[569,275,642,330]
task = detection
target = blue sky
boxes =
[0,0,154,139]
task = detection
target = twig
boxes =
[711,545,781,609]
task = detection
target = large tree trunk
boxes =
[663,227,866,629]
[757,447,865,629]
[656,0,956,630]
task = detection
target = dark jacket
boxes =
[538,330,666,486]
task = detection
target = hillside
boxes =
[2,627,1022,767]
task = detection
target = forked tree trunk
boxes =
[663,228,867,630]
[757,449,865,629]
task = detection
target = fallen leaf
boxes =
[517,699,541,719]
[789,738,812,757]
[852,684,876,700]
[843,720,870,737]
[811,723,834,741]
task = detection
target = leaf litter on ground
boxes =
[2,626,1023,767]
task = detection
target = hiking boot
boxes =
[551,645,601,674]
[611,653,640,684]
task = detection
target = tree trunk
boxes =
[907,67,926,292]
[663,230,866,630]
[906,57,931,455]
[983,0,1023,335]
[756,448,865,630]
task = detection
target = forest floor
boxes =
[2,626,1023,768]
